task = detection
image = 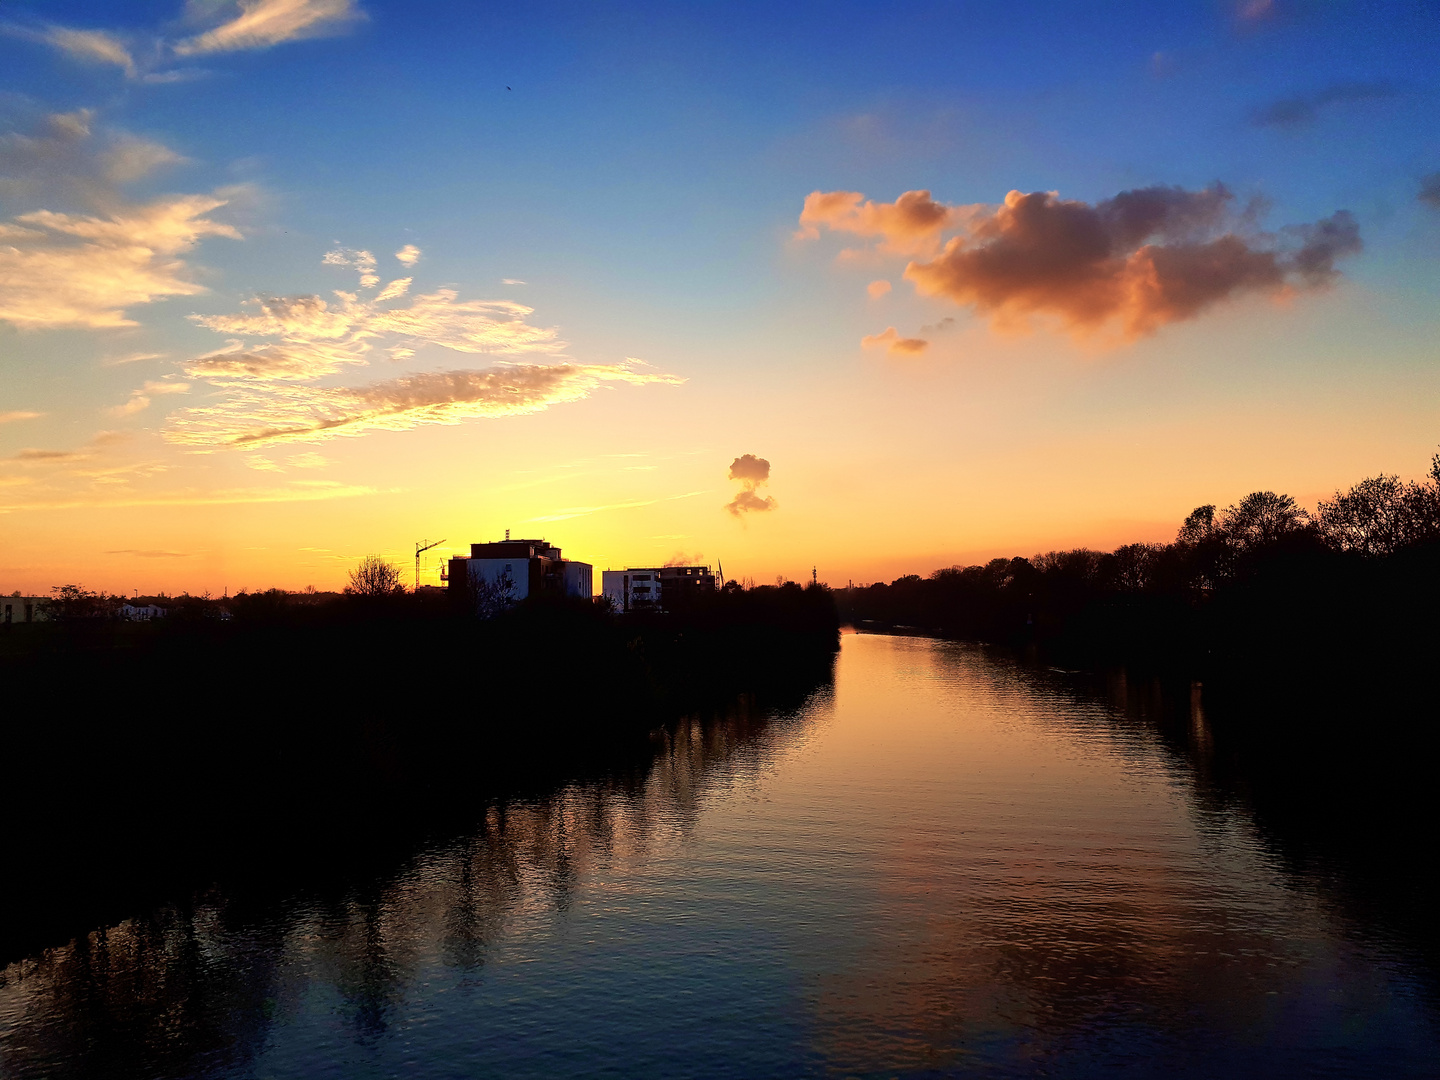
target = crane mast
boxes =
[415,538,446,591]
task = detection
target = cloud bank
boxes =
[801,183,1362,342]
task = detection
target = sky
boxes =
[1,0,1437,594]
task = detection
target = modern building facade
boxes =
[601,565,716,612]
[447,538,593,604]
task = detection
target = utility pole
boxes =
[415,538,446,591]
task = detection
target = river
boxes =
[1,631,1436,1078]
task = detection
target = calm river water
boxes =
[2,632,1436,1078]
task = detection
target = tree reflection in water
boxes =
[0,690,830,1080]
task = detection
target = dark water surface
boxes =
[2,633,1436,1078]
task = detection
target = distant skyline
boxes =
[2,0,1438,593]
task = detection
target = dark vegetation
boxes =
[840,454,1440,716]
[0,582,839,964]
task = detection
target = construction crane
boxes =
[415,538,446,591]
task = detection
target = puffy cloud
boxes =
[726,454,776,517]
[861,326,928,355]
[166,360,682,447]
[1251,82,1396,128]
[0,194,241,328]
[728,453,770,483]
[889,185,1361,340]
[173,0,363,56]
[395,244,420,266]
[797,189,962,254]
[867,279,892,298]
[1419,173,1440,210]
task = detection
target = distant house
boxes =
[119,603,167,621]
[601,566,716,612]
[2,595,48,624]
[447,537,593,606]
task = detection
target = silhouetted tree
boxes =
[347,555,404,597]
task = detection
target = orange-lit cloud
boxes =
[0,196,241,328]
[106,380,191,417]
[173,0,363,56]
[726,453,776,516]
[861,326,928,355]
[801,183,1363,341]
[167,361,681,448]
[905,187,1359,339]
[797,189,969,255]
[395,244,420,266]
[867,279,892,298]
[0,112,239,329]
[0,411,42,424]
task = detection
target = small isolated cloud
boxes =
[107,379,190,417]
[861,326,928,355]
[322,246,378,288]
[395,244,420,266]
[105,548,190,558]
[726,453,776,517]
[0,411,42,424]
[287,451,328,468]
[867,279,892,298]
[374,277,411,302]
[1252,81,1397,128]
[103,352,167,367]
[173,0,364,56]
[919,316,956,334]
[1419,174,1440,210]
[1238,0,1273,20]
[502,278,526,285]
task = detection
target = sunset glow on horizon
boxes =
[3,0,1438,595]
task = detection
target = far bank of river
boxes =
[2,631,1435,1079]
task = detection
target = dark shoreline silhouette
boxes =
[0,584,840,966]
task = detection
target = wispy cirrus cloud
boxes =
[0,111,240,329]
[6,0,363,84]
[0,411,43,424]
[107,380,190,417]
[173,0,363,56]
[801,183,1362,343]
[168,361,681,448]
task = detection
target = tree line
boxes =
[839,451,1440,713]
